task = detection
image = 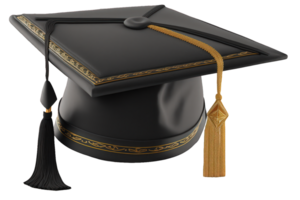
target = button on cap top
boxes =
[124,17,151,29]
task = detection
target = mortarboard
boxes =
[10,5,287,190]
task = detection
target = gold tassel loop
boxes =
[46,107,52,113]
[147,24,228,177]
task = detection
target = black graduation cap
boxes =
[10,5,287,190]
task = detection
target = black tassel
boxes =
[24,81,70,190]
[24,18,71,190]
[24,111,70,190]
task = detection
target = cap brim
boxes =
[10,5,287,97]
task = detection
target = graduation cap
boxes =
[10,5,287,190]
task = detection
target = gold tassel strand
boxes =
[148,25,228,177]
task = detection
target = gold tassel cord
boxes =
[148,25,228,177]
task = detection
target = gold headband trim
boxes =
[56,116,202,155]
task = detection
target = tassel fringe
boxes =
[24,111,70,190]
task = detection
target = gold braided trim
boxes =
[56,116,202,155]
[17,15,258,86]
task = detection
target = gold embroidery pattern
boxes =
[56,117,202,155]
[17,15,258,86]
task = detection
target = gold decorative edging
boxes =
[17,15,258,86]
[56,116,202,155]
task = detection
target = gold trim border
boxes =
[17,15,258,86]
[56,116,202,155]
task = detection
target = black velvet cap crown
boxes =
[10,5,288,190]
